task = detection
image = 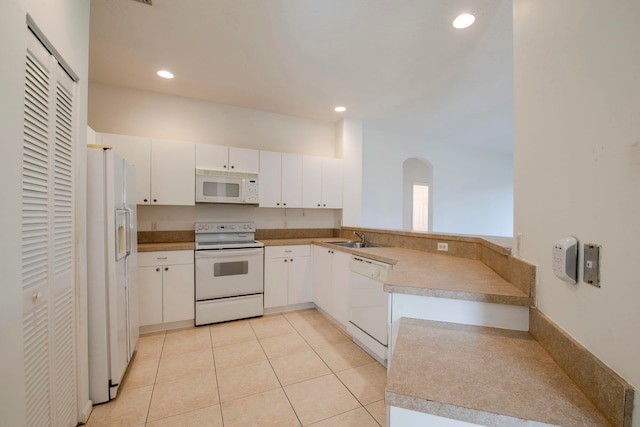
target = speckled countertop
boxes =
[285,240,530,306]
[378,247,530,306]
[386,318,612,427]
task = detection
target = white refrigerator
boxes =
[87,146,139,404]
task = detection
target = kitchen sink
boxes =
[329,241,385,249]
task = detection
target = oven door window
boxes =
[203,181,240,198]
[214,260,248,276]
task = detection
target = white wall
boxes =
[338,119,364,227]
[89,82,336,156]
[513,1,640,425]
[362,127,514,237]
[0,0,90,424]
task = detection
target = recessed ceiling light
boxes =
[453,13,475,29]
[334,106,347,113]
[157,70,174,79]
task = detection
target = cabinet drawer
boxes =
[265,245,311,259]
[138,250,194,267]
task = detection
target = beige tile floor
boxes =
[86,309,387,426]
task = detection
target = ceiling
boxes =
[89,0,514,152]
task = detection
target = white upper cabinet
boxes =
[195,144,227,171]
[281,153,303,208]
[230,147,260,173]
[97,133,195,206]
[259,151,303,208]
[151,139,195,206]
[321,157,343,208]
[302,156,342,209]
[195,144,259,174]
[98,133,152,205]
[302,156,322,208]
[259,151,282,207]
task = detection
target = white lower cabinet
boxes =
[311,245,350,327]
[138,250,194,328]
[264,245,312,308]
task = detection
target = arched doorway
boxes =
[403,158,433,231]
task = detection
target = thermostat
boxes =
[552,237,578,284]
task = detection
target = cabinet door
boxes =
[138,266,163,326]
[151,139,195,206]
[259,151,282,207]
[195,144,229,171]
[281,153,302,208]
[288,255,312,305]
[302,156,322,208]
[331,250,351,327]
[99,133,152,205]
[162,263,194,323]
[322,158,343,208]
[312,246,333,312]
[264,257,289,308]
[229,147,259,173]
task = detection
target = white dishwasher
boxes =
[348,255,392,366]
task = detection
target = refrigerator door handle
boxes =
[124,208,133,258]
[115,209,130,260]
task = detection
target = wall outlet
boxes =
[437,242,449,251]
[283,220,288,228]
[151,221,157,231]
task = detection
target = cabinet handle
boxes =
[283,203,287,206]
[284,250,292,253]
[276,202,280,206]
[284,259,288,263]
[31,292,42,302]
[323,204,326,207]
[317,204,321,207]
[290,258,293,262]
[231,165,235,169]
[156,267,160,272]
[164,267,169,271]
[153,199,158,203]
[224,165,227,168]
[144,198,148,203]
[156,257,167,260]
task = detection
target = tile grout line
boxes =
[207,324,227,427]
[144,330,166,426]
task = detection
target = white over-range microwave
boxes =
[195,169,259,204]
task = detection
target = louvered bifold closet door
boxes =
[22,28,77,427]
[51,62,77,427]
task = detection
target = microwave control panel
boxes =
[244,179,259,203]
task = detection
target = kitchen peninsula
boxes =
[138,226,633,426]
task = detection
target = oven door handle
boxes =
[195,248,264,259]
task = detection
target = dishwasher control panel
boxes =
[350,256,392,282]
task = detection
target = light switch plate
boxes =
[583,243,601,287]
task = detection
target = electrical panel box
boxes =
[552,237,578,284]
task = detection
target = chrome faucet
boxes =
[354,231,365,244]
